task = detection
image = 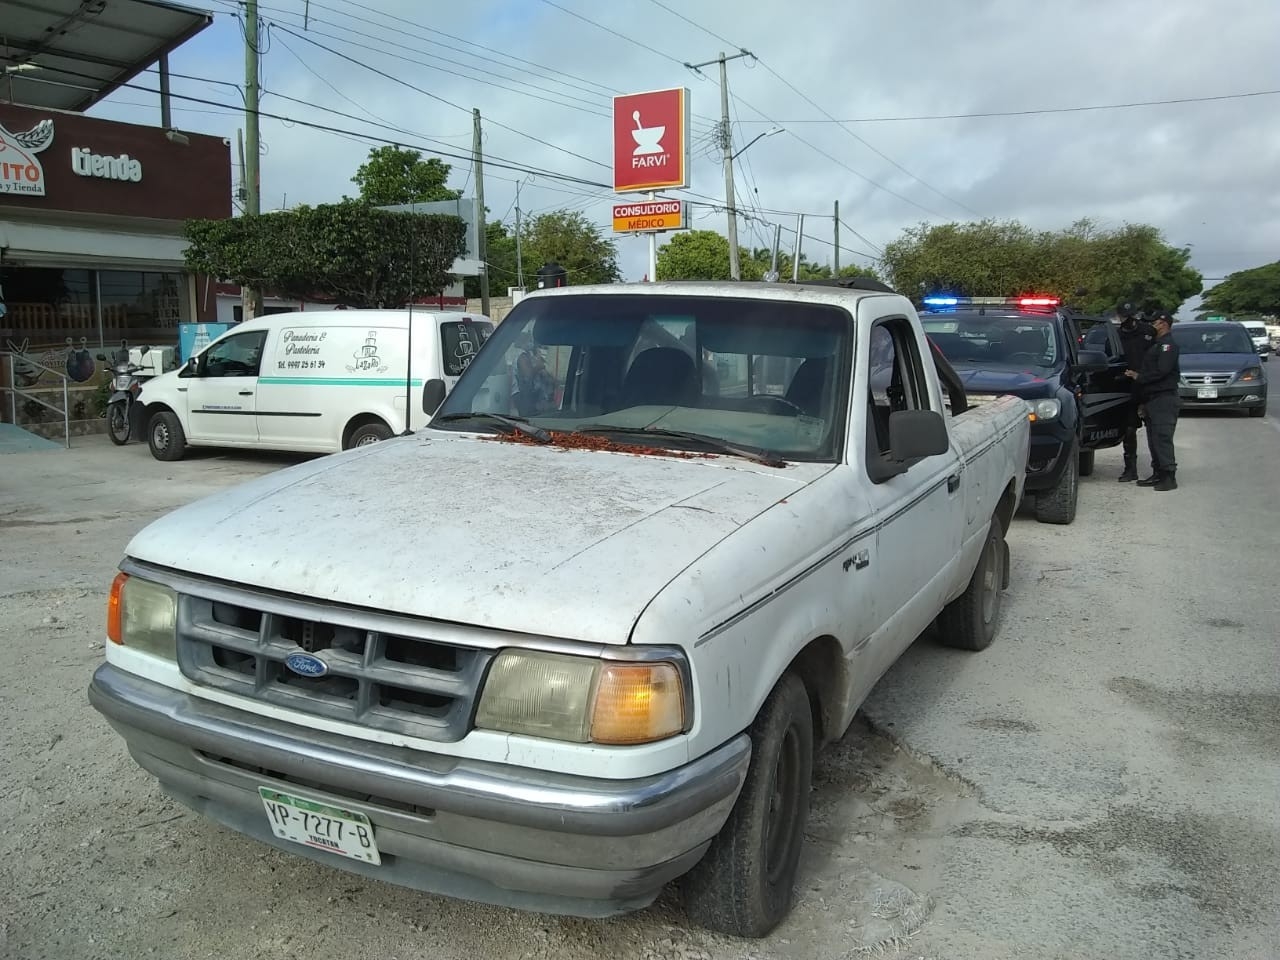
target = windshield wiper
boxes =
[433,412,551,443]
[573,424,786,468]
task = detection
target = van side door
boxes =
[185,329,267,444]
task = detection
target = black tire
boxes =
[937,520,1005,651]
[107,404,130,445]
[148,411,186,462]
[347,420,393,448]
[681,672,813,939]
[1035,442,1078,525]
[1078,449,1095,477]
[1248,402,1266,418]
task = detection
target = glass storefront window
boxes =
[0,266,95,350]
[99,270,190,344]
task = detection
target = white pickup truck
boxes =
[89,281,1029,938]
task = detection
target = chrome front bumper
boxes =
[88,664,750,917]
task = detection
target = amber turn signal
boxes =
[590,662,685,745]
[107,572,129,644]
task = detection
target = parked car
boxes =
[88,281,1029,938]
[137,308,494,460]
[920,295,1124,525]
[1173,321,1267,417]
[1239,320,1271,361]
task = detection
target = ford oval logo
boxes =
[285,652,328,677]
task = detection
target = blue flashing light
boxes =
[923,296,959,307]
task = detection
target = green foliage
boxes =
[881,218,1203,314]
[656,231,881,284]
[184,200,467,308]
[351,146,460,206]
[1197,261,1280,317]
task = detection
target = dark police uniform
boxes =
[1135,332,1181,485]
[1117,317,1156,474]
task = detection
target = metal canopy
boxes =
[1,0,213,113]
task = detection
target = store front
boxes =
[1,102,230,432]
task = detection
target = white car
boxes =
[1239,319,1271,361]
[139,308,494,459]
[90,281,1028,937]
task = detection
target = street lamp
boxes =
[732,126,783,161]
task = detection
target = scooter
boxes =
[96,340,151,446]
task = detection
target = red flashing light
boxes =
[1018,297,1060,307]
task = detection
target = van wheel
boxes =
[681,672,813,938]
[347,421,393,448]
[1035,443,1078,525]
[148,411,186,462]
[1078,449,1095,477]
[938,520,1005,651]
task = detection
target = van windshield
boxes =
[431,294,853,462]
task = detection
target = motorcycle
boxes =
[96,341,151,446]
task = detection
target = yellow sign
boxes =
[612,200,686,233]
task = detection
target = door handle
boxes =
[947,474,961,493]
[238,390,254,396]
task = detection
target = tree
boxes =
[520,210,621,286]
[351,146,460,206]
[881,218,1202,314]
[1197,261,1280,317]
[185,200,467,308]
[465,221,517,299]
[658,231,882,283]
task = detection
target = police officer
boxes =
[1125,310,1181,491]
[1115,302,1156,481]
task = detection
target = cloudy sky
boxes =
[93,0,1280,308]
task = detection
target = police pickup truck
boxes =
[920,295,1127,524]
[89,280,1029,938]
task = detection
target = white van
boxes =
[140,308,494,461]
[1239,319,1271,361]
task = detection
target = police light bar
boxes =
[921,295,1061,309]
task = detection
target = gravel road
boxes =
[2,415,1277,960]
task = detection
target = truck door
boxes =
[1077,321,1132,449]
[185,329,267,444]
[856,312,964,679]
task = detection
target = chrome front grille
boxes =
[176,593,491,742]
[1182,372,1233,385]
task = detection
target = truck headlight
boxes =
[1028,399,1061,422]
[107,573,177,659]
[1237,367,1262,383]
[476,650,686,745]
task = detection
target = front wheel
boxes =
[1035,442,1079,525]
[681,672,813,938]
[148,411,186,461]
[107,403,130,445]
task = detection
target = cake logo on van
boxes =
[346,330,388,374]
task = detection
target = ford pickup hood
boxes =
[125,433,816,645]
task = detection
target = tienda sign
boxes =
[0,118,54,196]
[612,200,686,233]
[612,87,690,193]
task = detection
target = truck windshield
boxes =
[923,316,1059,368]
[432,293,852,461]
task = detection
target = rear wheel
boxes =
[148,411,186,461]
[1078,449,1095,477]
[1035,443,1078,525]
[681,671,813,938]
[347,420,393,448]
[107,404,130,445]
[938,520,1006,651]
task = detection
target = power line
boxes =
[537,0,688,66]
[733,88,1280,123]
[840,218,884,257]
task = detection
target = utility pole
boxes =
[833,201,840,274]
[767,224,782,282]
[686,49,753,280]
[514,180,524,290]
[791,213,804,283]
[473,108,490,316]
[242,0,261,320]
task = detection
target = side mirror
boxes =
[1073,349,1109,374]
[179,357,198,378]
[888,409,950,462]
[422,378,447,415]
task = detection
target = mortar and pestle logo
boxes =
[631,110,665,155]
